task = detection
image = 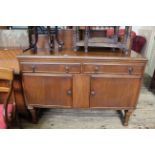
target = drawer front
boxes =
[20,63,81,73]
[83,63,144,75]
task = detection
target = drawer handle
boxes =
[91,90,96,96]
[128,67,133,75]
[32,65,36,73]
[94,66,99,72]
[67,89,72,96]
[65,65,70,73]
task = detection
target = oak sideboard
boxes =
[17,49,147,126]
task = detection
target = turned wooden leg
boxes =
[29,107,37,123]
[84,26,89,53]
[124,110,133,126]
[73,26,78,51]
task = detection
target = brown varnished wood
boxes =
[83,63,144,75]
[28,107,37,123]
[17,49,147,126]
[90,75,142,108]
[13,75,28,114]
[0,68,13,80]
[124,109,134,126]
[22,29,73,51]
[18,48,145,59]
[0,87,10,93]
[0,50,21,74]
[22,73,73,107]
[20,63,81,74]
[0,50,28,115]
[0,31,147,126]
[18,49,146,125]
[73,74,90,108]
[59,29,73,49]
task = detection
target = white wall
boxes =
[0,30,28,48]
[132,26,155,76]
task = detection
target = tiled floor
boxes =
[21,74,155,129]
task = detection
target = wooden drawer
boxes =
[20,63,81,74]
[83,63,144,75]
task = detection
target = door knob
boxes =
[128,67,133,75]
[91,90,96,96]
[65,65,70,73]
[94,66,99,72]
[67,89,72,96]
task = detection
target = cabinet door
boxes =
[22,73,72,107]
[90,75,141,108]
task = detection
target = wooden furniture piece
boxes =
[17,49,147,126]
[73,26,132,55]
[150,69,155,89]
[0,50,27,115]
[24,26,63,53]
[0,68,17,128]
[0,29,74,115]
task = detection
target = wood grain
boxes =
[73,74,90,108]
[90,75,141,108]
[22,73,73,107]
[18,49,147,125]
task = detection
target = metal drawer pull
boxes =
[128,67,133,75]
[94,66,99,72]
[91,90,96,96]
[65,65,70,73]
[32,65,36,73]
[67,90,72,96]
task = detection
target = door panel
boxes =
[23,73,72,107]
[73,74,90,108]
[90,75,141,108]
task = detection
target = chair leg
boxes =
[23,27,38,53]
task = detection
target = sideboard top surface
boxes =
[0,49,147,75]
[17,49,147,61]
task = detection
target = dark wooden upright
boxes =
[23,26,63,53]
[150,69,155,89]
[73,26,132,55]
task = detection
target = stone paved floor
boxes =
[21,74,155,129]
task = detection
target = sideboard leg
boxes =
[124,109,133,126]
[29,108,37,123]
